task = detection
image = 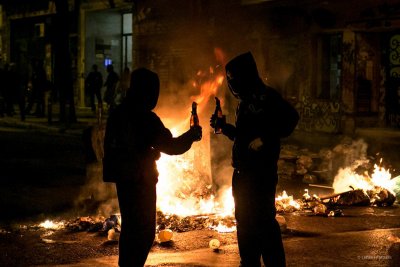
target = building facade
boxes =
[1,0,400,133]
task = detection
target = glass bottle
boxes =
[190,102,199,128]
[213,97,223,134]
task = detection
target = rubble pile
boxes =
[49,212,235,236]
[65,216,105,232]
[333,187,396,207]
[276,185,397,217]
[156,211,235,232]
[275,190,344,217]
[369,187,397,206]
[279,144,335,185]
[279,139,383,186]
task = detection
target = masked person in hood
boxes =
[210,52,298,267]
[103,68,202,267]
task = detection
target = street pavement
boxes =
[42,206,400,267]
[0,106,99,135]
[2,109,400,267]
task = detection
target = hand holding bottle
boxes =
[188,125,202,141]
[190,102,202,141]
[210,97,226,133]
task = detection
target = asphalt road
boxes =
[46,206,400,267]
[0,126,88,220]
[1,125,400,267]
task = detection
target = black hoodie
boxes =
[103,68,196,184]
[223,52,298,173]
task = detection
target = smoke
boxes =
[75,161,119,217]
[330,138,398,195]
[77,0,307,215]
[332,160,370,193]
[331,137,369,169]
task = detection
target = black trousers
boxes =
[89,88,102,112]
[116,181,156,267]
[232,168,286,267]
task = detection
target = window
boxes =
[122,13,132,69]
[317,34,342,99]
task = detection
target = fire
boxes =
[371,163,394,193]
[191,68,224,110]
[210,221,236,233]
[275,190,301,212]
[156,62,232,219]
[39,220,64,230]
[156,127,235,217]
[332,159,396,194]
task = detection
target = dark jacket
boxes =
[223,52,297,171]
[103,68,195,184]
[85,70,103,93]
[223,87,282,171]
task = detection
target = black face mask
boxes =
[225,52,261,100]
[227,71,248,99]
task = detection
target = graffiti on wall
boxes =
[297,96,342,133]
[387,34,400,127]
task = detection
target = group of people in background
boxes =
[0,59,51,121]
[0,60,130,122]
[85,64,131,116]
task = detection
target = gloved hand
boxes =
[248,137,263,151]
[189,125,202,141]
[209,114,226,130]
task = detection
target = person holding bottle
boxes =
[210,52,298,267]
[103,67,202,267]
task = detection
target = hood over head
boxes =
[125,68,160,111]
[225,52,263,99]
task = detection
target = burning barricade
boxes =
[274,189,343,217]
[330,159,398,206]
[274,157,399,217]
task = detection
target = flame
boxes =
[156,61,232,219]
[210,221,236,233]
[332,159,396,194]
[39,220,64,230]
[156,142,235,217]
[275,190,301,212]
[191,73,224,110]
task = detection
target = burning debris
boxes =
[65,216,107,232]
[276,140,399,216]
[275,190,301,213]
[39,220,65,230]
[330,158,399,206]
[320,186,397,207]
[275,189,343,217]
[156,211,236,233]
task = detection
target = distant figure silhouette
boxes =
[85,64,103,113]
[103,68,202,267]
[25,59,47,117]
[210,52,298,267]
[3,63,25,121]
[103,64,119,113]
[116,66,131,105]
